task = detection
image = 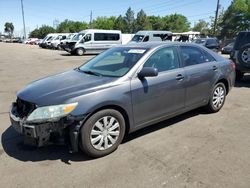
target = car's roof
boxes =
[121,41,202,49]
[196,38,216,40]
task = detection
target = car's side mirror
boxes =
[138,67,158,79]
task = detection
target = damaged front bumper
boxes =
[9,102,84,152]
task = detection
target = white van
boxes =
[39,33,61,48]
[130,30,172,43]
[63,29,122,55]
[50,33,73,49]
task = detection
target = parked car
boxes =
[24,38,39,45]
[62,29,122,56]
[221,42,234,54]
[10,42,235,158]
[12,37,22,43]
[193,38,220,51]
[130,30,172,43]
[231,31,250,81]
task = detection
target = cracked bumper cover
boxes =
[9,102,84,152]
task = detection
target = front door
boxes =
[131,47,186,127]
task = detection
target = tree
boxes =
[148,16,163,30]
[220,0,250,39]
[56,19,88,33]
[29,25,55,38]
[92,16,116,30]
[162,14,190,32]
[124,7,135,33]
[4,22,14,38]
[193,19,210,35]
[114,15,127,33]
[134,9,151,32]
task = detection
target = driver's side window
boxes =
[143,47,180,72]
[84,34,92,42]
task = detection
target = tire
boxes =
[80,109,126,158]
[236,70,244,81]
[57,44,61,50]
[206,82,226,113]
[238,44,250,68]
[76,48,85,56]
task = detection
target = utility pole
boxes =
[213,0,220,36]
[89,10,93,28]
[21,0,26,39]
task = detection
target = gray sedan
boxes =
[10,42,235,158]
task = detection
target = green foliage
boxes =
[57,19,88,33]
[220,0,250,39]
[29,25,55,38]
[92,16,116,30]
[162,14,190,32]
[114,15,127,33]
[124,7,135,33]
[193,19,210,35]
[4,22,14,37]
[148,16,163,30]
[29,8,192,37]
[134,10,151,31]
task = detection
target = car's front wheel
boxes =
[76,48,85,56]
[206,82,226,113]
[80,109,126,158]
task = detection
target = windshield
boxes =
[54,35,60,40]
[78,47,148,77]
[194,39,206,44]
[66,34,74,39]
[131,35,145,42]
[72,33,85,41]
[46,36,53,41]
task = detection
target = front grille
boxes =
[67,42,76,49]
[16,98,36,118]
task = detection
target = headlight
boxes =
[26,102,78,123]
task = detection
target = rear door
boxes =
[179,45,218,107]
[131,46,186,126]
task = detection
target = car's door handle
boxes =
[213,65,218,71]
[176,74,184,81]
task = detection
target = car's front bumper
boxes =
[10,103,64,146]
[9,102,82,152]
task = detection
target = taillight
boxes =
[230,60,236,69]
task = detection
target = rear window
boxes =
[94,33,120,41]
[234,32,250,50]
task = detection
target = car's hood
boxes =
[17,70,118,106]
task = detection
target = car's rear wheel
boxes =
[76,48,85,56]
[80,109,126,158]
[206,83,226,113]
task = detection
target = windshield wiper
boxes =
[77,68,102,77]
